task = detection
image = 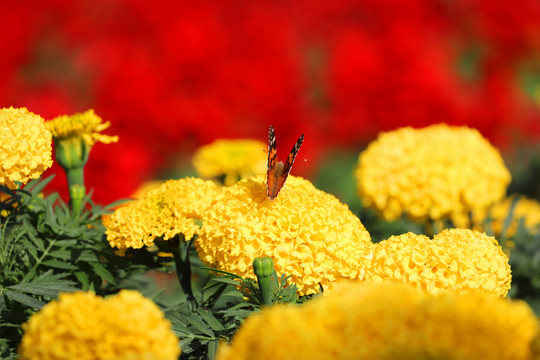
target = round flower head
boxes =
[106,177,219,254]
[217,282,538,360]
[470,195,540,236]
[197,175,373,296]
[355,124,511,222]
[0,107,52,189]
[193,139,267,186]
[364,229,511,296]
[18,290,181,360]
[101,180,162,228]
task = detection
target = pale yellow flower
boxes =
[47,109,118,146]
[197,175,373,296]
[193,139,267,186]
[364,228,511,296]
[217,282,538,360]
[0,107,52,189]
[355,124,510,222]
[18,290,180,360]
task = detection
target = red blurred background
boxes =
[2,0,540,203]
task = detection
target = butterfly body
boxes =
[266,125,304,200]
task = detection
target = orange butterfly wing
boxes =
[266,125,304,200]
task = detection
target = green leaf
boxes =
[171,323,195,338]
[3,289,44,309]
[47,250,72,260]
[219,303,258,320]
[198,309,226,332]
[207,277,241,287]
[182,313,216,338]
[41,260,78,270]
[75,252,100,262]
[8,271,77,297]
[20,237,39,262]
[23,226,44,251]
[207,340,218,360]
[74,271,90,290]
[25,175,55,195]
[8,281,76,297]
[89,262,116,284]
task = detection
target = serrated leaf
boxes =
[74,271,90,290]
[183,313,215,338]
[207,340,218,360]
[41,259,78,270]
[75,252,99,262]
[213,286,243,300]
[171,323,195,337]
[44,202,58,226]
[89,262,116,284]
[198,309,226,332]
[208,277,241,287]
[47,250,72,260]
[3,289,44,309]
[25,175,55,195]
[8,282,76,297]
[20,237,38,261]
[24,227,44,251]
[219,304,258,320]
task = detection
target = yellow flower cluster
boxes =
[47,109,118,146]
[193,139,267,186]
[196,175,373,296]
[217,282,539,360]
[106,177,219,254]
[18,290,180,360]
[365,229,511,296]
[355,124,511,222]
[470,195,540,236]
[0,107,52,189]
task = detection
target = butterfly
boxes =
[266,125,304,201]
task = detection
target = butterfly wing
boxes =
[266,126,304,200]
[266,125,280,200]
[282,133,304,176]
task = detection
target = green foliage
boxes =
[4,146,540,360]
[0,176,166,358]
[506,223,540,314]
[165,264,302,360]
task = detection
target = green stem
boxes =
[155,236,197,310]
[22,239,57,282]
[65,167,85,216]
[66,166,84,187]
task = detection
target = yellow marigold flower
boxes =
[130,180,164,199]
[193,139,267,186]
[196,175,373,296]
[47,109,118,146]
[101,180,163,227]
[217,282,538,360]
[471,195,540,237]
[18,290,181,360]
[106,177,219,254]
[355,124,511,222]
[0,107,52,189]
[364,228,511,296]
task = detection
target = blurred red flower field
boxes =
[2,0,540,203]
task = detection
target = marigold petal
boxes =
[197,175,373,296]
